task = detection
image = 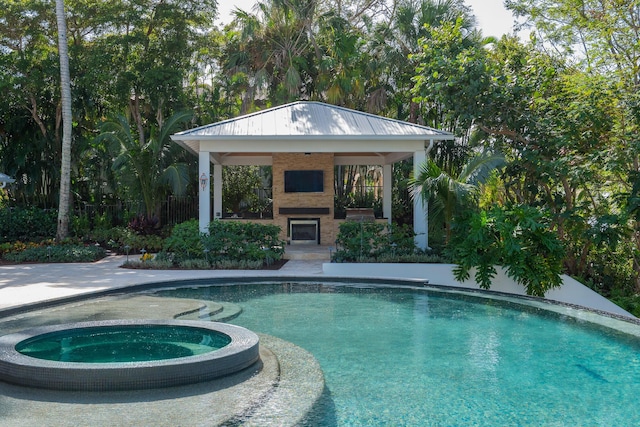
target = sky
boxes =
[216,0,520,38]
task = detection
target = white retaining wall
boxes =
[322,263,634,319]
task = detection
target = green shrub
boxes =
[121,258,173,269]
[121,220,284,269]
[610,294,640,318]
[163,220,204,262]
[3,244,106,263]
[0,207,57,243]
[333,222,418,262]
[213,259,263,269]
[179,259,211,269]
[375,253,448,263]
[71,214,91,240]
[89,227,164,253]
[202,220,285,264]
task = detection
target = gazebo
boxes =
[171,101,453,249]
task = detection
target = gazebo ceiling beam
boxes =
[204,152,416,166]
[383,152,415,164]
[210,153,223,164]
[218,155,273,166]
[195,138,433,154]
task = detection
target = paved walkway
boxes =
[0,256,324,311]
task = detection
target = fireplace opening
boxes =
[289,219,319,244]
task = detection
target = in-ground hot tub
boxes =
[0,319,259,391]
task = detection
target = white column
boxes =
[198,151,210,233]
[213,164,223,222]
[413,149,428,249]
[383,164,392,224]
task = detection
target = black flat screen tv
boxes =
[284,170,324,193]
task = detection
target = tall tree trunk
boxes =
[55,0,72,241]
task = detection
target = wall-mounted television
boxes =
[284,170,324,193]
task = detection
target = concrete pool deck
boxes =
[0,255,635,320]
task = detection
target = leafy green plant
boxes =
[71,214,91,240]
[97,112,192,220]
[449,205,565,297]
[121,258,173,269]
[334,221,385,262]
[179,259,211,269]
[333,221,419,262]
[201,220,285,264]
[222,166,262,214]
[213,259,263,269]
[0,208,57,243]
[3,244,106,263]
[375,253,448,263]
[162,219,204,262]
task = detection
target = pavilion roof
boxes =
[171,101,453,165]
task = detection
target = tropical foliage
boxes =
[410,150,504,243]
[449,205,565,297]
[96,111,193,221]
[333,220,424,262]
[1,0,640,310]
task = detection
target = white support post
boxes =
[413,149,428,249]
[198,151,210,233]
[383,164,392,224]
[213,164,222,223]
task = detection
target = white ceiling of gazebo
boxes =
[171,101,454,165]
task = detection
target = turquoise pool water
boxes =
[160,283,640,426]
[16,325,231,363]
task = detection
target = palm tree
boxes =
[410,150,504,243]
[96,111,193,221]
[225,0,316,104]
[368,0,477,122]
[55,0,72,240]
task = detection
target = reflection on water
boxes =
[159,283,640,426]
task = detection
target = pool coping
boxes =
[2,275,638,335]
[0,320,260,391]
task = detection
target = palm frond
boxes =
[458,150,505,186]
[160,164,190,197]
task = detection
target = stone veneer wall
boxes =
[272,153,336,244]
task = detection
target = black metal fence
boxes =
[75,196,199,227]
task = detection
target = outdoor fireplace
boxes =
[289,219,319,244]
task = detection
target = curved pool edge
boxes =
[0,333,324,427]
[1,274,638,339]
[321,262,636,319]
[0,319,260,391]
[237,334,326,426]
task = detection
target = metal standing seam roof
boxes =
[173,101,453,140]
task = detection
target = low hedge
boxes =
[333,221,422,262]
[3,244,106,263]
[147,220,286,269]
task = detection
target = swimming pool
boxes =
[158,282,640,426]
[1,280,639,425]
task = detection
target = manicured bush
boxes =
[0,207,57,243]
[121,258,174,269]
[3,244,106,263]
[201,220,285,264]
[136,220,285,270]
[179,259,210,269]
[333,221,419,262]
[162,220,204,262]
[213,259,263,269]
